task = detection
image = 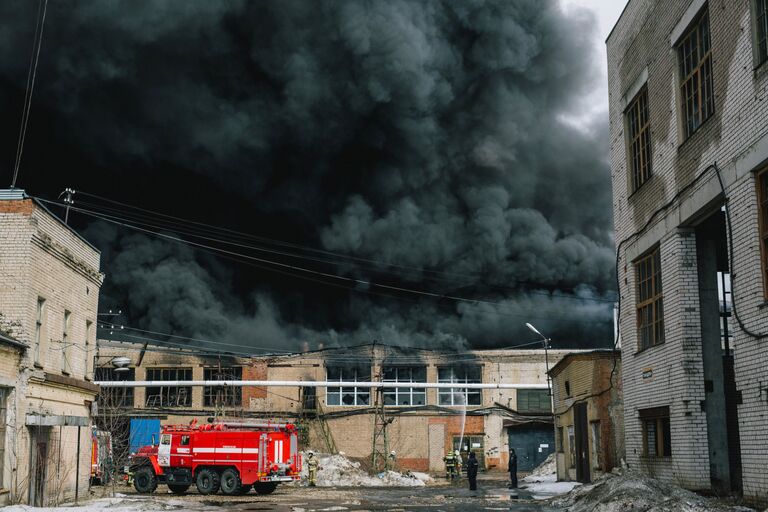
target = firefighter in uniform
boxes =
[443,450,461,480]
[306,451,319,486]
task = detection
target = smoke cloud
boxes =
[0,0,615,351]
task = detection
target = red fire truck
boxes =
[129,421,301,495]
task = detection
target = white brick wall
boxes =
[608,0,768,504]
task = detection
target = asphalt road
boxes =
[106,477,563,512]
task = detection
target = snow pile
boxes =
[301,453,430,487]
[551,472,754,512]
[526,453,556,478]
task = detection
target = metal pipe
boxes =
[94,380,548,389]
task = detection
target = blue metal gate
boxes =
[508,424,555,472]
[129,418,160,452]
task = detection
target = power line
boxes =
[11,0,48,188]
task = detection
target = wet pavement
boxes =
[104,477,563,512]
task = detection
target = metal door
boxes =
[33,442,47,506]
[507,424,554,472]
[574,402,590,483]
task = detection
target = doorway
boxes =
[574,402,590,483]
[29,427,50,507]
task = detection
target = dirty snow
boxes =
[520,454,580,500]
[527,453,556,478]
[3,496,202,512]
[551,471,755,512]
[300,452,433,487]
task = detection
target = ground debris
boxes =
[300,452,433,487]
[551,470,756,512]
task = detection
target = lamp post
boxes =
[526,323,552,410]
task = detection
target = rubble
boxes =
[300,452,434,487]
[551,471,755,512]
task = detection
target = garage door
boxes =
[507,424,554,472]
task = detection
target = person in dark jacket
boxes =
[508,449,518,489]
[466,452,479,491]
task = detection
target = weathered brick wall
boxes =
[608,0,768,502]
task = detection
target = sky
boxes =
[0,0,627,354]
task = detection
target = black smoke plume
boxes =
[0,0,615,352]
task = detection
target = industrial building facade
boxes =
[96,341,573,474]
[608,0,768,504]
[0,190,103,506]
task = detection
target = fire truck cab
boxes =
[131,421,301,495]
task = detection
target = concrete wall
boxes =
[608,0,768,504]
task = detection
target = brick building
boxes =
[0,189,103,505]
[549,350,623,483]
[96,340,577,474]
[608,0,768,504]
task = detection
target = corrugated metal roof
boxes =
[0,188,27,200]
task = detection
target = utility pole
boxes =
[371,342,391,472]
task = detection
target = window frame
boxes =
[382,366,427,407]
[758,167,768,298]
[326,365,371,407]
[145,367,193,408]
[516,388,551,413]
[95,367,135,409]
[61,310,71,374]
[34,297,45,365]
[437,366,482,406]
[625,85,652,192]
[677,8,714,140]
[640,406,672,457]
[203,366,243,408]
[635,246,665,352]
[752,0,768,68]
[567,425,575,468]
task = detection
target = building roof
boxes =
[0,188,101,254]
[547,348,620,377]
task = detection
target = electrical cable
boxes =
[11,0,48,189]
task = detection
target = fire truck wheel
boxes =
[238,484,252,495]
[220,468,242,495]
[254,482,278,495]
[168,484,190,495]
[133,467,158,494]
[196,468,221,495]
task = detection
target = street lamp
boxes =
[526,323,552,410]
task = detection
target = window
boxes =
[590,421,602,469]
[640,406,671,457]
[557,426,564,453]
[61,310,71,374]
[759,169,768,297]
[383,366,426,406]
[567,425,575,468]
[145,368,192,407]
[626,86,652,191]
[438,366,482,406]
[564,381,571,396]
[84,320,93,380]
[181,435,190,446]
[326,366,370,406]
[34,297,45,364]
[203,367,242,407]
[95,367,135,408]
[636,246,664,351]
[755,0,768,66]
[517,389,550,413]
[678,9,714,139]
[160,434,171,445]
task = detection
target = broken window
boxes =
[145,367,193,407]
[382,366,426,406]
[755,0,768,66]
[326,365,370,406]
[95,367,135,408]
[718,271,733,353]
[759,168,768,297]
[34,297,45,365]
[636,246,664,351]
[640,406,671,457]
[626,86,652,191]
[678,8,714,139]
[516,388,550,413]
[438,366,482,406]
[203,367,243,407]
[61,310,71,374]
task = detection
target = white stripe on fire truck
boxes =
[192,448,259,454]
